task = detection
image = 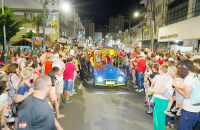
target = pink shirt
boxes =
[64,63,76,80]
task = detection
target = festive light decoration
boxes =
[45,9,58,35]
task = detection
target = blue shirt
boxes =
[17,82,33,96]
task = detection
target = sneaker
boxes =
[69,93,73,97]
[146,111,153,115]
[144,101,149,106]
[59,105,64,109]
[171,106,179,112]
[78,84,83,89]
[63,99,73,104]
[176,109,181,116]
[164,110,175,117]
[73,89,75,92]
[134,85,138,89]
[135,89,144,92]
[73,91,77,94]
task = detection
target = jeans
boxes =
[148,95,154,113]
[135,71,138,86]
[165,102,175,126]
[125,66,129,78]
[137,72,144,90]
[178,110,200,130]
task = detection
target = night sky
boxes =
[72,0,143,27]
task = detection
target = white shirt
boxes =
[17,58,25,69]
[140,52,145,57]
[154,80,173,100]
[169,58,174,61]
[183,73,200,112]
[70,49,75,56]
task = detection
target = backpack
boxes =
[190,73,200,105]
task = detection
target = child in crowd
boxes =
[150,65,175,117]
[171,67,188,116]
[52,67,64,109]
[144,61,152,105]
[48,71,64,119]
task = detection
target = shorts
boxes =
[57,81,64,94]
[64,79,73,92]
[176,91,185,104]
[50,93,57,101]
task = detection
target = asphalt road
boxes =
[57,72,177,130]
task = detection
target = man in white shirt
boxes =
[17,52,25,70]
[69,47,75,56]
[173,59,200,130]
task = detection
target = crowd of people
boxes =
[0,44,83,130]
[0,44,199,130]
[122,48,200,130]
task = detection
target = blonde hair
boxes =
[168,66,177,77]
[46,53,53,59]
[21,67,34,80]
[159,65,168,73]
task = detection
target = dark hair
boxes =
[7,63,18,75]
[52,67,60,73]
[177,67,189,79]
[164,59,168,63]
[192,66,199,75]
[0,64,4,68]
[53,43,60,54]
[59,54,63,58]
[32,56,37,63]
[18,52,21,57]
[152,64,159,71]
[179,59,193,71]
[48,71,57,86]
[193,58,200,64]
[159,53,164,58]
[67,56,73,62]
[165,53,170,58]
[168,60,175,66]
[25,60,32,67]
[0,81,7,94]
[32,62,38,69]
[140,49,144,52]
[127,53,130,59]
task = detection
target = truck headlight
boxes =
[118,77,123,82]
[98,77,103,82]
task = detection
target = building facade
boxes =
[0,0,85,46]
[81,18,95,41]
[109,14,125,33]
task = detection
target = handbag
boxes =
[11,102,18,115]
[190,73,200,105]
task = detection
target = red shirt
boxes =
[158,59,164,65]
[137,59,146,72]
[64,63,76,80]
[45,60,52,75]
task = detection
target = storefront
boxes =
[158,15,200,53]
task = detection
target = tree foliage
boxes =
[21,30,35,39]
[0,5,22,45]
[31,14,43,36]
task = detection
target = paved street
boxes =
[57,73,177,130]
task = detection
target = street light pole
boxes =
[43,0,47,51]
[1,0,6,51]
[151,0,156,52]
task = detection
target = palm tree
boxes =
[31,14,43,36]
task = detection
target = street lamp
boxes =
[62,3,71,12]
[134,12,139,17]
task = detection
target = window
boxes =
[156,4,162,15]
[195,0,200,17]
[24,13,35,19]
[166,0,189,25]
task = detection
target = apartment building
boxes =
[81,18,95,40]
[0,0,84,46]
[109,14,125,33]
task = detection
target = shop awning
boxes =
[45,41,54,46]
[12,38,42,46]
